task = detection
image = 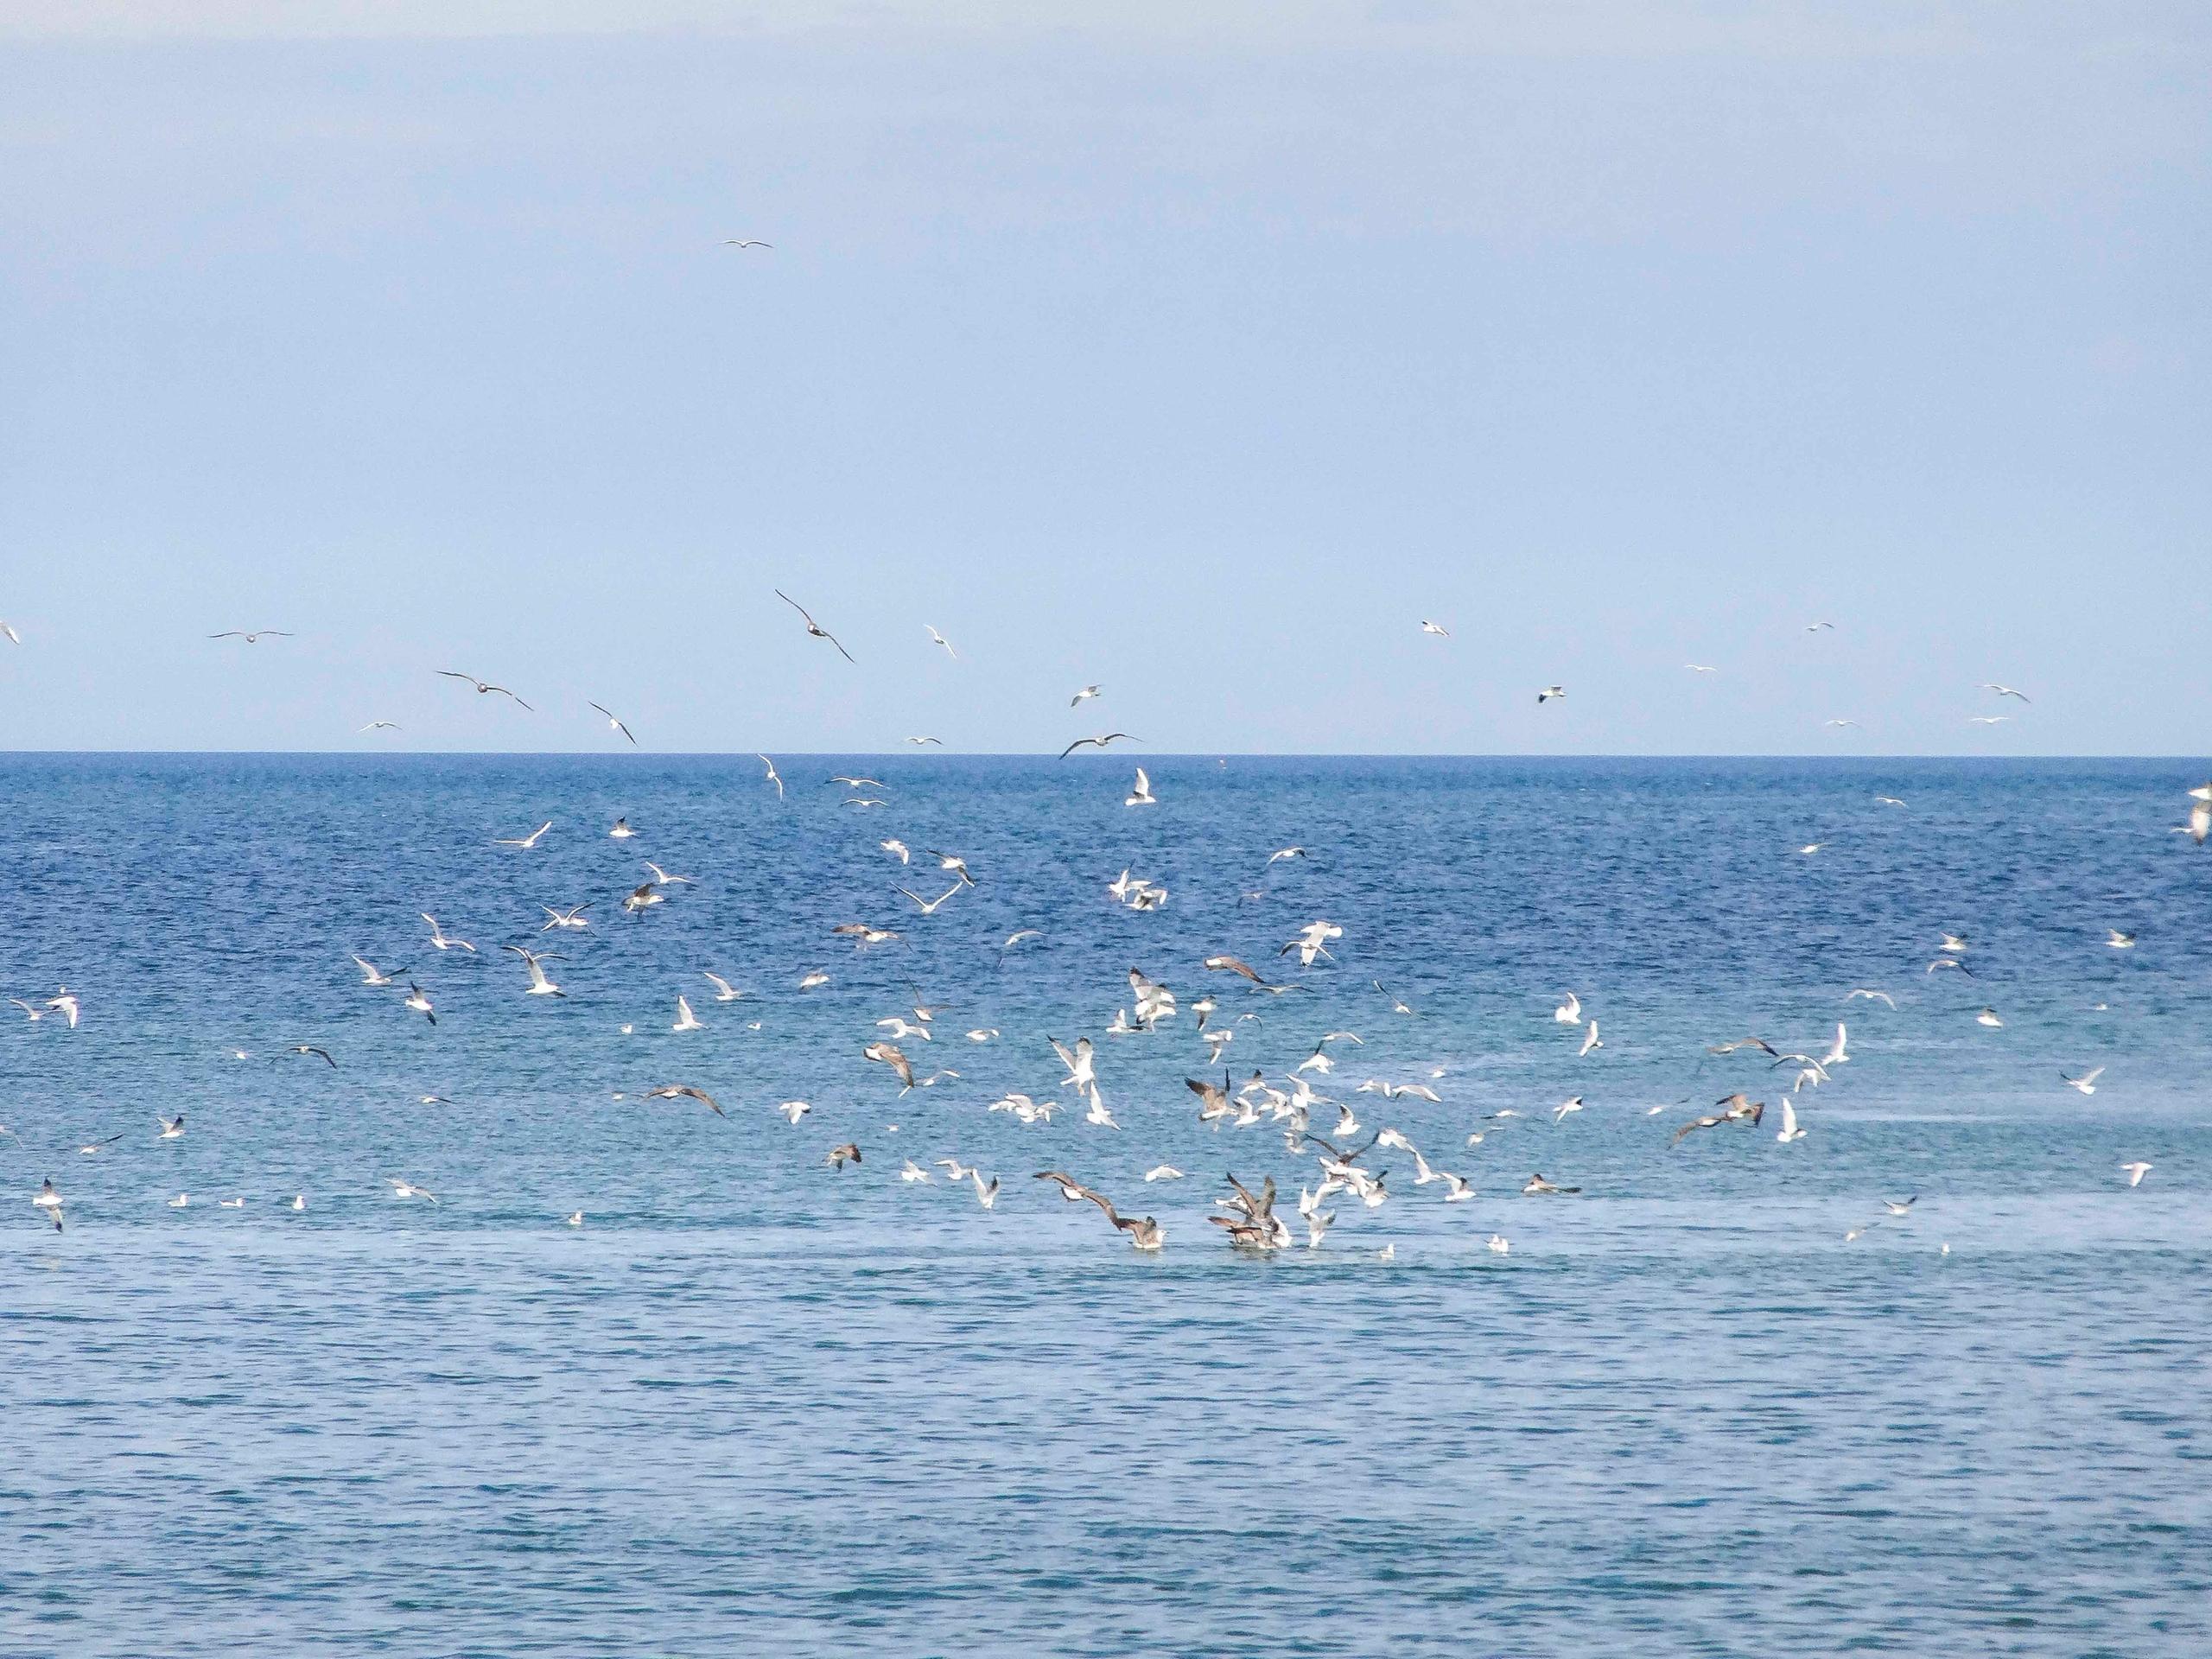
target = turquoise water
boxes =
[3,755,2209,1655]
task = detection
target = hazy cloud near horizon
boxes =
[0,4,2205,753]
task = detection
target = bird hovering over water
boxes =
[493,821,553,849]
[773,589,855,663]
[1061,733,1138,758]
[435,671,532,710]
[422,915,476,952]
[757,755,785,798]
[1124,768,1157,806]
[588,703,638,745]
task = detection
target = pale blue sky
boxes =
[1,3,2206,753]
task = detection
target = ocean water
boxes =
[3,753,2209,1656]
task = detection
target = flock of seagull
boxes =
[6,609,2202,1249]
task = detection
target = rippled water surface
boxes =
[4,754,2209,1656]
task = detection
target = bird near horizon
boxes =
[1061,733,1138,757]
[209,629,293,643]
[435,671,533,710]
[589,703,639,745]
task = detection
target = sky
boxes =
[1,2,2207,754]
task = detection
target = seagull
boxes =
[608,817,638,839]
[359,720,400,732]
[42,989,80,1028]
[386,1179,439,1204]
[291,1195,306,1211]
[1776,1099,1807,1142]
[435,671,532,710]
[1268,847,1307,865]
[757,755,785,798]
[31,1179,63,1230]
[825,1143,862,1169]
[1373,981,1414,1015]
[77,1135,124,1155]
[1846,988,1896,1007]
[777,1101,810,1124]
[493,821,553,849]
[964,1028,998,1042]
[157,1114,186,1140]
[1967,715,2012,726]
[773,589,855,663]
[1554,991,1581,1025]
[7,998,47,1022]
[906,735,944,746]
[1421,620,1449,637]
[972,1172,1001,1208]
[1001,929,1042,950]
[352,956,399,986]
[864,1041,916,1090]
[1684,664,1716,672]
[899,1160,931,1184]
[1805,621,1834,632]
[1536,685,1565,703]
[588,703,639,745]
[1798,842,1825,855]
[291,1045,337,1067]
[896,883,964,916]
[701,972,745,1002]
[209,629,294,643]
[541,904,593,931]
[2120,1161,2152,1188]
[504,945,566,996]
[925,625,957,658]
[671,995,705,1033]
[1145,1165,1185,1181]
[2181,798,2212,844]
[2061,1067,2104,1096]
[403,983,436,1025]
[621,881,664,914]
[1554,1095,1586,1122]
[2106,929,2136,949]
[1061,733,1138,758]
[639,1084,723,1117]
[1522,1173,1580,1195]
[1124,768,1157,807]
[1874,796,1906,807]
[421,915,476,953]
[565,1211,584,1226]
[1824,720,1859,728]
[0,620,19,645]
[1070,683,1103,707]
[1882,1196,1916,1217]
[1979,683,2031,702]
[644,861,696,887]
[798,970,830,991]
[1975,1007,2004,1028]
[1578,1020,1602,1057]
[1486,1234,1510,1254]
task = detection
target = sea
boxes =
[3,753,2208,1656]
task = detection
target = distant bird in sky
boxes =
[1805,621,1834,632]
[1061,733,1138,758]
[906,735,944,746]
[1968,715,2012,725]
[1420,621,1449,637]
[1537,685,1566,703]
[435,671,533,710]
[1979,683,2031,702]
[1684,663,1716,672]
[925,626,957,658]
[773,589,855,663]
[1,620,19,645]
[589,703,638,745]
[359,720,400,732]
[1824,719,1859,728]
[209,629,293,643]
[721,238,772,249]
[1071,683,1103,707]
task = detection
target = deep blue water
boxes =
[3,753,2209,1656]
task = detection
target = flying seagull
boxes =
[209,630,294,643]
[757,754,785,798]
[493,821,553,849]
[1537,685,1566,703]
[773,589,855,663]
[435,671,533,710]
[1979,683,2031,702]
[1124,768,1157,807]
[589,703,639,745]
[721,238,773,249]
[1061,733,1139,758]
[925,626,957,658]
